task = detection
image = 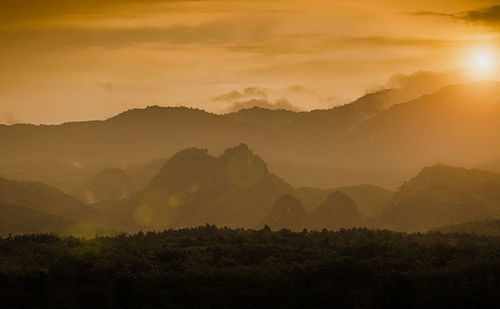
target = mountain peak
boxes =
[263,194,308,230]
[311,191,361,229]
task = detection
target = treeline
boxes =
[2,226,500,308]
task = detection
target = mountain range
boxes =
[2,143,500,235]
[2,81,500,235]
[2,81,500,190]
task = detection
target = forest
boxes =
[2,226,500,308]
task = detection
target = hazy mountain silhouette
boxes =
[0,177,115,235]
[380,164,500,231]
[310,191,364,230]
[351,81,500,171]
[435,219,500,236]
[0,177,96,222]
[70,168,135,204]
[0,202,74,236]
[262,194,309,231]
[4,82,498,190]
[106,144,294,231]
[296,185,394,217]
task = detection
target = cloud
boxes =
[374,70,472,103]
[212,87,268,103]
[227,35,464,56]
[229,98,300,112]
[462,5,500,27]
[0,112,20,125]
[411,5,500,29]
[1,20,274,50]
[0,0,211,25]
[287,84,307,92]
[212,86,300,112]
[94,81,114,92]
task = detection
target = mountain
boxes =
[0,202,74,236]
[262,194,309,231]
[105,144,294,231]
[0,177,115,236]
[380,164,500,231]
[295,185,394,217]
[70,168,135,204]
[1,81,499,190]
[351,81,500,171]
[0,177,96,222]
[310,191,364,230]
[435,219,500,236]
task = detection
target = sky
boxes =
[1,0,500,124]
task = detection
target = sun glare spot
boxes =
[468,49,497,77]
[474,53,492,70]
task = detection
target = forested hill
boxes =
[2,226,500,308]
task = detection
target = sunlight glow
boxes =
[465,48,498,80]
[474,52,492,71]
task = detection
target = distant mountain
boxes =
[351,82,500,170]
[380,164,500,231]
[0,203,74,236]
[70,168,135,204]
[106,144,294,231]
[310,191,364,230]
[296,185,394,217]
[0,177,114,236]
[435,219,500,236]
[0,177,96,222]
[262,194,309,231]
[0,81,499,189]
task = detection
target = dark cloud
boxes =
[462,5,500,27]
[412,5,500,29]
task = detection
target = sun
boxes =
[473,52,492,71]
[465,48,498,80]
[469,49,496,75]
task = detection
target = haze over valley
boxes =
[3,0,500,307]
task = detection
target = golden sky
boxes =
[1,0,499,124]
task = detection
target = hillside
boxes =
[435,219,500,236]
[106,144,294,231]
[295,185,394,216]
[310,191,364,230]
[69,168,136,204]
[380,164,500,231]
[0,203,74,236]
[262,194,309,231]
[0,177,96,222]
[3,82,498,189]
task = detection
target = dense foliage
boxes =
[2,226,500,308]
